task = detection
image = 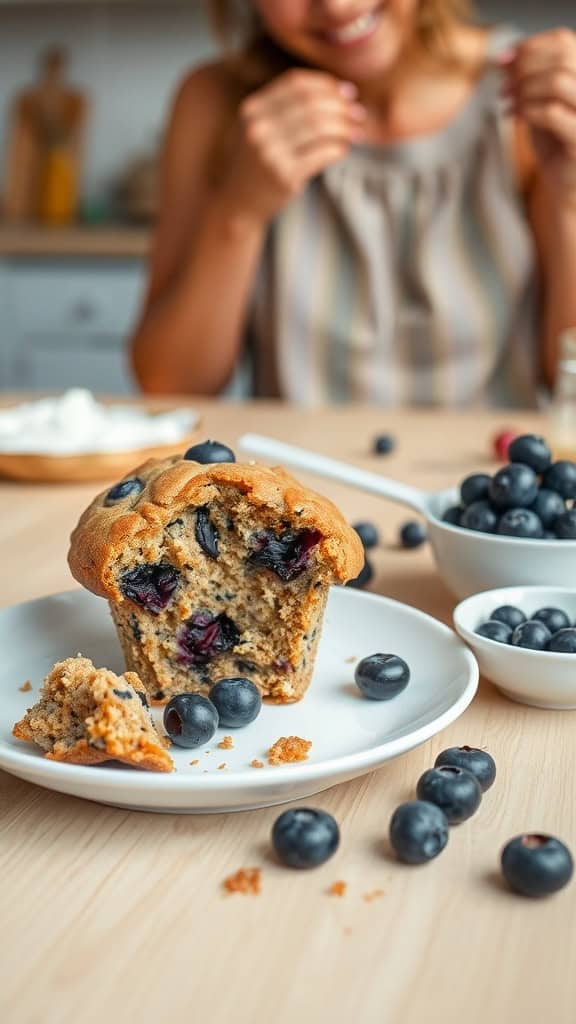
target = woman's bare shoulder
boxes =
[172,57,249,124]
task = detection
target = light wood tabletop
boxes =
[1,401,575,1024]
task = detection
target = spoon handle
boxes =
[238,434,428,515]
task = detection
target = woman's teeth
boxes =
[325,10,379,45]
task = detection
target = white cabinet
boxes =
[0,260,145,394]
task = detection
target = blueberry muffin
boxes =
[68,451,364,704]
[13,657,173,771]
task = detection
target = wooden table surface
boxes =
[1,402,575,1024]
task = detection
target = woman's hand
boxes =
[217,69,366,225]
[503,29,576,199]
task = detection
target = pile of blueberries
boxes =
[443,434,576,539]
[476,604,576,653]
[163,678,262,747]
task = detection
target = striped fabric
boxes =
[250,27,540,407]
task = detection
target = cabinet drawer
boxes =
[9,263,145,337]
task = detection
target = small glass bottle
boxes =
[550,329,576,460]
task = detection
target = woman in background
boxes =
[131,1,576,407]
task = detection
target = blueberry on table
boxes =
[501,834,573,897]
[352,521,380,550]
[489,463,539,510]
[460,500,498,533]
[163,693,219,748]
[389,801,449,864]
[490,605,526,630]
[272,808,340,869]
[547,628,576,653]
[543,460,576,500]
[184,439,236,464]
[533,607,571,634]
[475,620,512,644]
[399,521,427,549]
[373,434,396,455]
[104,476,144,505]
[497,508,544,539]
[553,509,576,540]
[460,473,492,507]
[209,677,262,727]
[354,653,410,700]
[530,488,566,529]
[434,746,496,792]
[346,556,374,590]
[508,434,552,474]
[442,505,463,526]
[510,620,552,651]
[416,766,482,824]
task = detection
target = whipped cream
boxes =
[0,389,199,455]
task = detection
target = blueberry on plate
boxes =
[389,801,449,864]
[434,746,496,792]
[399,521,427,549]
[553,509,576,540]
[508,434,552,474]
[497,508,544,539]
[530,488,566,529]
[547,628,576,653]
[352,521,380,550]
[272,808,340,869]
[490,605,526,630]
[460,473,492,507]
[163,693,219,748]
[533,607,571,634]
[354,653,410,700]
[184,439,236,464]
[209,677,262,727]
[510,620,552,651]
[346,556,374,590]
[543,460,576,500]
[416,766,482,824]
[460,500,498,533]
[475,620,512,644]
[442,505,463,526]
[373,433,396,455]
[489,463,539,510]
[501,834,573,897]
[104,476,144,505]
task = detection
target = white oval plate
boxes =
[0,589,478,813]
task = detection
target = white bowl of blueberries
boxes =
[453,585,576,709]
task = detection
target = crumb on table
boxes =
[218,735,234,750]
[363,889,385,903]
[189,759,200,766]
[217,762,227,770]
[223,868,262,895]
[250,759,265,769]
[328,880,347,897]
[19,681,32,693]
[267,736,312,766]
[345,656,357,664]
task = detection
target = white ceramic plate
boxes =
[0,589,478,813]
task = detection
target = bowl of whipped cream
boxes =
[0,389,200,482]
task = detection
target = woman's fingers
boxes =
[515,100,576,146]
[511,68,576,110]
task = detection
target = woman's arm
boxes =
[530,180,576,388]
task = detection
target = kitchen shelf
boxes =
[0,225,150,259]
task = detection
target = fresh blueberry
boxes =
[530,488,566,529]
[352,521,380,550]
[104,476,144,505]
[249,528,322,582]
[508,434,552,474]
[195,506,219,559]
[272,808,340,869]
[354,653,410,700]
[489,463,539,510]
[490,605,526,629]
[553,509,576,540]
[163,693,219,748]
[547,628,576,653]
[460,500,498,533]
[543,461,576,500]
[389,801,449,864]
[373,434,396,456]
[209,677,262,727]
[177,611,240,666]
[497,508,544,539]
[442,505,463,526]
[475,620,513,644]
[510,620,552,651]
[434,746,496,793]
[399,521,427,549]
[120,562,180,614]
[184,440,236,464]
[533,607,571,634]
[460,473,492,507]
[346,556,374,590]
[416,766,482,824]
[501,834,573,897]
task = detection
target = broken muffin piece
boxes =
[13,656,173,772]
[67,455,363,704]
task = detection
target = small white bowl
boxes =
[453,586,576,710]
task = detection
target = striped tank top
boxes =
[249,27,540,408]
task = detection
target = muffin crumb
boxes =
[328,880,347,897]
[19,680,32,693]
[223,867,262,895]
[218,735,234,750]
[217,762,227,770]
[189,759,200,766]
[345,656,357,664]
[363,889,385,903]
[250,759,265,769]
[268,736,312,765]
